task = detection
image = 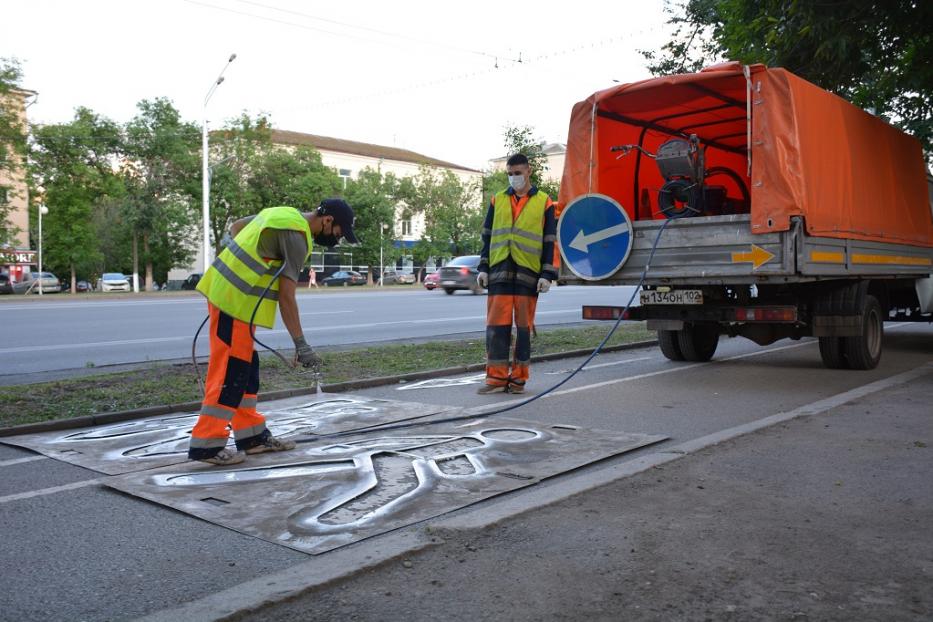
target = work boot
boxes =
[476,384,508,395]
[508,383,526,394]
[245,434,296,455]
[199,448,246,466]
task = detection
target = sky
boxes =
[3,0,671,171]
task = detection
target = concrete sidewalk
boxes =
[241,369,933,621]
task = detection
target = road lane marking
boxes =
[0,310,583,354]
[0,478,104,504]
[0,455,49,467]
[539,322,913,399]
[545,356,653,374]
[544,340,816,398]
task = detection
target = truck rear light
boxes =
[583,305,629,320]
[735,307,797,322]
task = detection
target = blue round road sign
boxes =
[558,194,634,281]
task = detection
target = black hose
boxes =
[296,213,682,444]
[192,314,209,395]
[249,264,294,368]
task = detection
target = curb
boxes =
[0,340,657,437]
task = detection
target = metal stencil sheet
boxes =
[1,395,453,475]
[106,416,666,554]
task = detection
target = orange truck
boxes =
[556,62,933,370]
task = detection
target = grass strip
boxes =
[0,323,650,428]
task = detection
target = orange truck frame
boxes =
[557,63,933,370]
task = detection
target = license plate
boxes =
[639,289,703,305]
[442,280,456,286]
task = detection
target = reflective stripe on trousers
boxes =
[188,303,269,460]
[485,293,538,388]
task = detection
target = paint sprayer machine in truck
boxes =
[555,62,933,370]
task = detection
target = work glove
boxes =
[537,278,551,293]
[477,272,488,288]
[293,336,323,370]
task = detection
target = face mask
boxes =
[313,233,340,248]
[508,174,526,191]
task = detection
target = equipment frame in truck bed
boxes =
[558,214,933,287]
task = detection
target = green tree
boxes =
[123,98,200,290]
[496,124,560,199]
[247,145,344,212]
[30,108,125,291]
[344,168,400,284]
[399,166,483,277]
[208,114,275,252]
[643,0,933,156]
[0,58,28,245]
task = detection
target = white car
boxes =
[97,273,131,292]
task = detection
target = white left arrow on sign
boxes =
[569,223,630,253]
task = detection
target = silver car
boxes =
[12,271,61,294]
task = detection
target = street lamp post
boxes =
[202,53,237,274]
[379,223,389,286]
[38,204,48,296]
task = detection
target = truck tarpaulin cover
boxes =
[558,62,933,248]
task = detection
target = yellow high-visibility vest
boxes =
[197,206,312,328]
[489,191,547,272]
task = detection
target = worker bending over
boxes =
[189,199,358,465]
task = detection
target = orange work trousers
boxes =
[485,294,538,390]
[188,303,269,460]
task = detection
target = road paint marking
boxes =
[138,361,933,622]
[0,478,104,504]
[0,455,49,467]
[545,356,653,374]
[545,340,815,398]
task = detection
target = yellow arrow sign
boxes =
[731,244,775,269]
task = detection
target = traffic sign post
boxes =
[557,194,634,281]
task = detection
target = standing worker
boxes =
[189,199,359,465]
[476,154,557,394]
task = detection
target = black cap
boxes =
[318,198,359,244]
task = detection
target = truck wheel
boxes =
[677,323,719,362]
[818,337,848,369]
[842,295,883,370]
[658,330,685,361]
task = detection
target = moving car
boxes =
[97,273,131,292]
[379,270,415,285]
[438,255,483,295]
[423,271,440,290]
[181,273,202,290]
[323,270,366,286]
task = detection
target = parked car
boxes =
[379,270,415,285]
[323,270,366,287]
[0,273,11,294]
[438,255,483,295]
[60,279,92,293]
[181,273,202,290]
[423,271,440,290]
[97,273,131,292]
[11,271,61,294]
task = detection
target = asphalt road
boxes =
[1,323,931,621]
[0,285,636,378]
